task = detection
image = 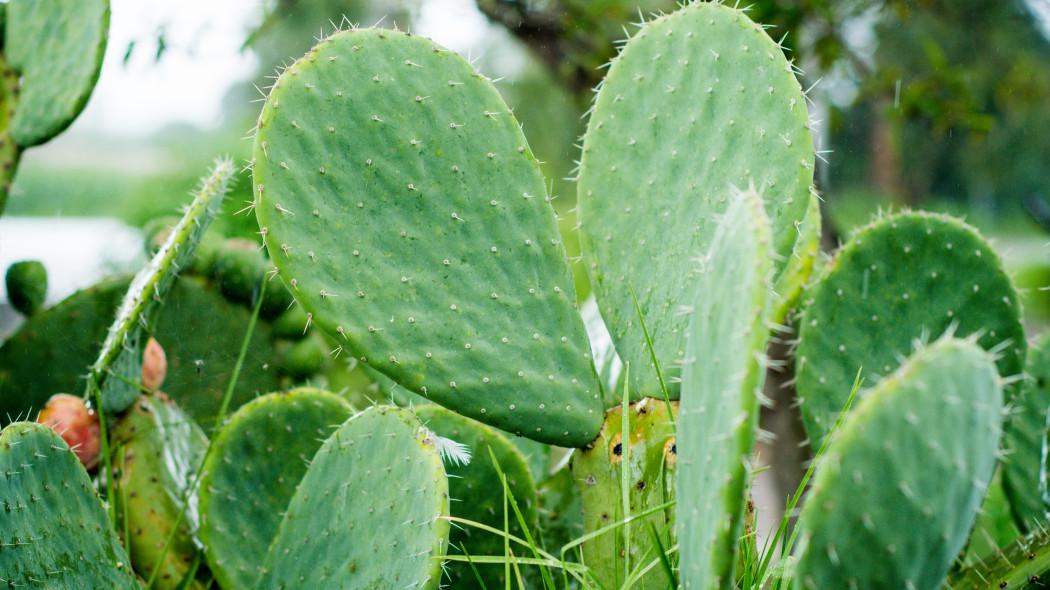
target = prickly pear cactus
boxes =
[415,404,540,588]
[577,1,815,399]
[198,388,352,589]
[114,394,209,590]
[677,186,774,589]
[258,405,449,589]
[5,259,47,316]
[251,26,603,447]
[793,337,1002,590]
[796,212,1025,445]
[0,422,139,588]
[0,0,109,212]
[571,397,678,588]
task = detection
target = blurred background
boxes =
[3,0,1050,325]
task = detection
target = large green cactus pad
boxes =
[199,388,352,589]
[796,212,1024,445]
[258,405,449,589]
[114,394,209,590]
[577,2,814,398]
[571,398,678,588]
[252,27,602,446]
[677,187,774,589]
[415,404,539,588]
[794,337,1002,590]
[0,422,139,588]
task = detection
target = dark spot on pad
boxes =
[612,442,622,456]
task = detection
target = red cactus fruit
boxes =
[36,393,101,470]
[142,337,167,391]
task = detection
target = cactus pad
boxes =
[415,404,540,588]
[252,27,603,447]
[1003,331,1050,530]
[577,2,814,398]
[258,405,449,589]
[4,0,109,148]
[794,337,1002,590]
[676,187,774,589]
[199,388,352,589]
[571,397,678,588]
[0,421,138,588]
[796,212,1024,445]
[114,394,208,589]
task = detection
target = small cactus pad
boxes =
[1003,331,1050,530]
[4,0,109,148]
[577,2,815,398]
[570,398,678,588]
[199,388,352,589]
[794,337,1002,590]
[5,259,47,316]
[796,212,1024,445]
[0,422,138,588]
[114,394,208,590]
[677,187,774,589]
[95,159,236,414]
[252,27,603,447]
[415,404,540,588]
[258,405,449,589]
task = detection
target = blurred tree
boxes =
[474,0,1050,212]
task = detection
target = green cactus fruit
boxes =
[251,27,603,447]
[113,393,209,590]
[570,398,678,588]
[1,0,109,214]
[0,421,139,588]
[275,331,331,378]
[258,405,450,589]
[414,404,540,588]
[209,238,266,305]
[94,159,236,414]
[793,337,1003,590]
[677,186,774,589]
[0,275,282,431]
[5,259,47,316]
[1002,331,1050,531]
[198,388,352,589]
[577,1,815,400]
[209,237,294,317]
[796,211,1025,446]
